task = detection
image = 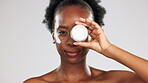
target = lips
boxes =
[64,50,80,57]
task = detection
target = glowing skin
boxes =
[53,7,93,44]
[54,14,61,44]
[54,29,61,44]
[54,24,91,43]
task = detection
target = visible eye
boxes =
[58,31,67,35]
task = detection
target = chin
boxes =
[66,56,86,64]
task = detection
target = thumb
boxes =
[73,42,91,48]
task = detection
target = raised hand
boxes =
[73,18,112,54]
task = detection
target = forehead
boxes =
[54,6,93,27]
[58,6,90,17]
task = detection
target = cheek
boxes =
[56,44,64,56]
[59,35,68,43]
[54,31,68,44]
[81,47,89,55]
[56,40,67,56]
[55,35,68,48]
[54,32,61,44]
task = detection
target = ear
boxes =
[52,33,56,44]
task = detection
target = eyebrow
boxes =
[58,25,68,29]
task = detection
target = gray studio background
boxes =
[1,0,148,83]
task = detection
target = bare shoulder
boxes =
[23,69,57,83]
[90,67,146,83]
[106,70,146,83]
[23,77,49,83]
[90,66,106,77]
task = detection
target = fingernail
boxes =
[80,18,85,21]
[73,42,77,44]
[75,21,79,24]
[74,42,81,44]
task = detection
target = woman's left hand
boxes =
[74,18,148,83]
[74,18,112,55]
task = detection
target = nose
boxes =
[66,35,76,46]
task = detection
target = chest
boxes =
[51,79,120,83]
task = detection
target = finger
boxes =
[90,33,96,39]
[79,18,103,32]
[79,18,96,27]
[80,18,96,28]
[77,20,99,32]
[88,30,97,40]
[76,18,104,37]
[75,22,96,39]
[88,30,92,34]
[85,19,93,27]
[75,21,94,31]
[73,42,91,48]
[75,21,88,27]
[91,28,102,35]
[80,18,96,30]
[86,19,103,32]
[79,18,86,23]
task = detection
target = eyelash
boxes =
[58,31,67,35]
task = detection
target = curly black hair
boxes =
[43,0,106,33]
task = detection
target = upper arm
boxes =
[23,77,48,83]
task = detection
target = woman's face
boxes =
[53,6,93,63]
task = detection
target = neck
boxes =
[56,59,92,82]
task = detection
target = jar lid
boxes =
[70,25,88,42]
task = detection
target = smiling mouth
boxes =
[64,50,80,57]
